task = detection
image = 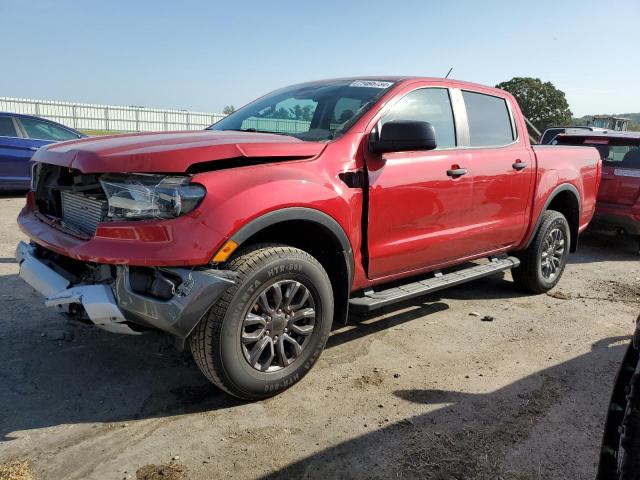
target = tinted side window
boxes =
[603,146,640,169]
[463,91,515,147]
[382,88,456,148]
[602,145,630,164]
[19,118,79,141]
[0,116,17,137]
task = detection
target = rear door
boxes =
[0,115,33,187]
[461,90,535,252]
[598,142,640,206]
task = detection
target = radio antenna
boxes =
[445,67,453,79]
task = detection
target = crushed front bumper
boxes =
[16,241,235,340]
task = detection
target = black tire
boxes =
[619,360,640,480]
[189,243,334,400]
[512,210,571,293]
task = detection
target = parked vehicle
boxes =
[555,131,640,253]
[592,116,631,132]
[15,77,601,399]
[597,315,640,480]
[539,125,605,145]
[0,113,84,191]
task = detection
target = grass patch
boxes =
[79,129,126,136]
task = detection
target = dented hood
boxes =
[31,130,327,173]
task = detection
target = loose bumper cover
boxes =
[15,241,235,338]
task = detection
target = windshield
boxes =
[208,79,396,141]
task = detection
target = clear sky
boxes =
[1,0,638,116]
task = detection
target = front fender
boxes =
[191,161,362,265]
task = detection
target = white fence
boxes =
[0,97,226,132]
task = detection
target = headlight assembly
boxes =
[100,174,205,220]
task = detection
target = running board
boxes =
[349,256,520,313]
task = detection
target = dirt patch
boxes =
[581,279,640,303]
[0,461,34,480]
[354,368,385,388]
[547,290,572,300]
[398,377,564,480]
[136,463,186,480]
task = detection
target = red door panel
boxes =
[598,167,640,207]
[598,147,640,206]
[468,145,535,251]
[366,150,474,279]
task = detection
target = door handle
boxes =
[512,161,528,171]
[446,167,468,177]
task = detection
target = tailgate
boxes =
[599,146,640,206]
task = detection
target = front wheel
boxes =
[189,243,334,400]
[512,210,571,293]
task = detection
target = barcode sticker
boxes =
[349,80,394,89]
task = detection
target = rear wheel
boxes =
[512,210,570,293]
[189,243,334,400]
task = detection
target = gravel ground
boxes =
[0,194,638,480]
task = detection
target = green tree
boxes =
[496,77,572,133]
[290,104,314,121]
[222,105,235,115]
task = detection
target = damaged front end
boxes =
[16,241,235,347]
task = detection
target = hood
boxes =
[31,130,327,173]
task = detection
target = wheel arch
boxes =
[227,207,354,325]
[525,183,581,252]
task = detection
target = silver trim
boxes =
[15,241,237,339]
[15,241,136,335]
[16,242,69,297]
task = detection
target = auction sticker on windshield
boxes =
[349,80,394,89]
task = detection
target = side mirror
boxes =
[371,120,437,154]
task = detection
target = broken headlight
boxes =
[100,174,205,220]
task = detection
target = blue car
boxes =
[0,113,85,191]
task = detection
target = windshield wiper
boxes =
[219,128,293,136]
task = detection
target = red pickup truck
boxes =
[15,77,601,399]
[555,131,640,253]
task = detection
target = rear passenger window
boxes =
[462,91,515,147]
[0,116,17,137]
[382,88,456,148]
[603,145,640,169]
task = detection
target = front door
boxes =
[365,87,476,279]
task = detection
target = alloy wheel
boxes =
[240,280,317,372]
[540,227,566,280]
